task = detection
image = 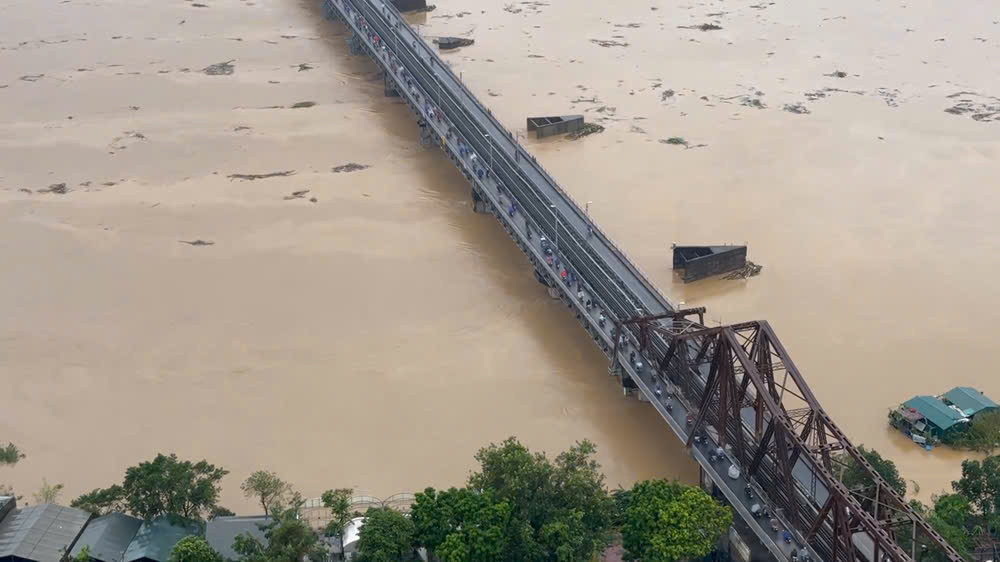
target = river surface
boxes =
[2,0,998,511]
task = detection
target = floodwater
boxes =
[2,0,998,511]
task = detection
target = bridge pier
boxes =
[347,33,364,55]
[383,73,399,97]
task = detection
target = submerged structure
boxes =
[672,244,747,282]
[889,386,997,446]
[526,115,584,139]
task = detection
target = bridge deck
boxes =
[325,0,822,559]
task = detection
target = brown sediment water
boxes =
[1,0,998,511]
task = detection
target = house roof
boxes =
[70,513,143,562]
[0,503,91,562]
[205,516,269,561]
[942,387,999,417]
[903,396,967,431]
[122,517,200,562]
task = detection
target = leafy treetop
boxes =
[621,479,732,562]
[168,536,223,562]
[466,437,616,562]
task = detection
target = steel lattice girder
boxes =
[636,319,965,562]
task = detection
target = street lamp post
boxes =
[586,201,592,216]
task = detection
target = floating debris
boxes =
[38,183,68,194]
[783,103,811,114]
[228,170,295,180]
[332,163,370,173]
[19,74,45,82]
[297,63,314,71]
[943,91,1000,122]
[678,23,723,31]
[661,89,676,101]
[179,239,214,246]
[567,122,605,140]
[202,60,235,75]
[590,39,629,48]
[435,37,474,50]
[824,70,848,78]
[291,101,316,109]
[662,137,688,146]
[283,190,310,200]
[741,96,766,109]
[723,261,763,280]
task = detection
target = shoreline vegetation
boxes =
[2,438,732,562]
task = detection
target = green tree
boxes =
[241,471,293,517]
[949,411,1000,453]
[467,437,616,561]
[0,443,23,465]
[33,478,64,504]
[168,536,223,562]
[925,494,974,561]
[411,487,511,561]
[70,453,228,521]
[233,502,326,562]
[837,446,906,496]
[321,488,355,559]
[952,455,1000,521]
[621,479,731,562]
[71,485,127,515]
[210,506,236,518]
[73,545,92,562]
[1,443,24,497]
[355,507,415,562]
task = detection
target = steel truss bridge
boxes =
[319,0,962,560]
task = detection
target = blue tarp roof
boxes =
[942,387,999,417]
[903,396,966,431]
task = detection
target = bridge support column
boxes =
[384,73,399,97]
[322,0,337,20]
[347,33,364,55]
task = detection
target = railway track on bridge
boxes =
[320,1,963,560]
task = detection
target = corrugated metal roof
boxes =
[122,517,200,562]
[903,396,966,431]
[70,513,143,562]
[943,387,999,417]
[205,516,269,561]
[0,504,91,562]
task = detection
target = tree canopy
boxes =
[70,453,228,521]
[33,478,64,504]
[411,487,511,562]
[168,536,223,562]
[952,455,1000,521]
[837,445,907,496]
[0,443,23,466]
[233,504,326,562]
[321,488,355,560]
[355,506,415,562]
[241,471,294,517]
[466,437,616,562]
[621,479,732,562]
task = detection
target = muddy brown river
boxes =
[2,0,999,511]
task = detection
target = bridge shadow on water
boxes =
[294,0,697,483]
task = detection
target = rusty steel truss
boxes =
[615,314,962,562]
